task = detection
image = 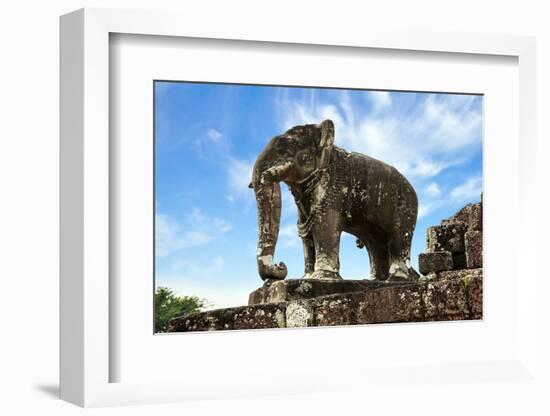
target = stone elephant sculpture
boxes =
[250,119,419,281]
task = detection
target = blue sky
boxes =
[155,82,483,310]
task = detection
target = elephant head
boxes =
[250,119,335,281]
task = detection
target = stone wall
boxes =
[167,269,482,332]
[419,199,483,275]
[167,199,483,333]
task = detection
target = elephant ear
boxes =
[318,119,335,169]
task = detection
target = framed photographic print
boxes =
[60,7,538,408]
[153,81,484,334]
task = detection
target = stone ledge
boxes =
[248,278,406,305]
[168,302,287,332]
[167,269,483,332]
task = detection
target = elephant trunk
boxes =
[253,174,288,281]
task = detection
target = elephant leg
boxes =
[302,236,315,279]
[363,236,390,281]
[388,227,418,280]
[311,209,343,280]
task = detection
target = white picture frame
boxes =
[60,7,538,408]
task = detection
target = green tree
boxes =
[155,287,207,332]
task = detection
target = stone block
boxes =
[422,278,469,321]
[358,284,424,324]
[167,303,287,332]
[465,231,483,268]
[464,271,483,319]
[427,223,467,253]
[312,283,424,326]
[418,252,453,275]
[248,278,403,305]
[441,202,482,231]
[469,203,482,231]
[436,268,482,282]
[441,204,472,227]
[311,294,357,327]
[286,301,314,328]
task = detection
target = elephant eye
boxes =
[276,142,294,157]
[276,146,289,156]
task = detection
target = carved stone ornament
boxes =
[250,120,419,282]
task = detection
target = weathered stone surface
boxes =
[419,252,453,274]
[166,269,483,332]
[251,119,419,282]
[434,268,483,282]
[418,199,482,278]
[422,278,469,321]
[442,204,473,227]
[167,303,287,332]
[419,199,482,277]
[286,301,314,328]
[427,223,467,253]
[469,203,482,231]
[441,202,482,231]
[311,294,358,327]
[312,284,423,326]
[249,278,405,305]
[434,269,482,320]
[465,230,483,268]
[464,271,483,319]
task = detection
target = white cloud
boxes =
[227,158,254,200]
[424,182,442,198]
[192,128,229,159]
[207,128,223,142]
[278,224,301,249]
[421,95,482,149]
[450,176,483,202]
[417,199,443,219]
[277,90,482,180]
[275,89,482,221]
[417,203,432,219]
[182,128,255,205]
[189,207,232,233]
[156,213,186,257]
[417,176,481,219]
[368,90,392,111]
[155,209,232,257]
[405,159,448,177]
[417,182,443,219]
